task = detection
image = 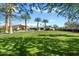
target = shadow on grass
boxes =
[0,37,79,56]
[38,34,79,37]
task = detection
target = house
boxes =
[13,24,29,31]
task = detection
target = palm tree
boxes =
[8,4,21,33]
[0,4,20,34]
[42,19,48,30]
[35,18,41,31]
[0,4,9,33]
[8,4,13,34]
[53,24,58,30]
[5,14,8,33]
[21,13,31,32]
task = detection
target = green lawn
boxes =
[0,31,79,56]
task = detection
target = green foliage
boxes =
[42,19,48,23]
[0,31,79,56]
[21,14,31,20]
[35,18,41,22]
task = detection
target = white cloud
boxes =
[21,23,36,27]
[49,19,56,22]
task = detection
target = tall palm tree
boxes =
[21,13,31,32]
[8,4,13,34]
[0,4,20,34]
[35,18,41,31]
[0,4,9,33]
[5,14,8,33]
[8,4,21,33]
[53,24,58,30]
[42,19,48,30]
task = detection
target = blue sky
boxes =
[12,10,67,27]
[0,5,68,27]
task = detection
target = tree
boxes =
[21,13,31,32]
[47,3,79,21]
[53,24,58,30]
[0,3,20,34]
[0,4,10,33]
[64,20,79,31]
[5,14,8,33]
[42,19,48,30]
[35,18,41,31]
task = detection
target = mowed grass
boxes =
[0,31,79,56]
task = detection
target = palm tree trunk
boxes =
[39,23,40,31]
[9,15,13,34]
[25,20,27,32]
[45,23,46,30]
[9,3,13,34]
[5,15,8,33]
[37,22,39,31]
